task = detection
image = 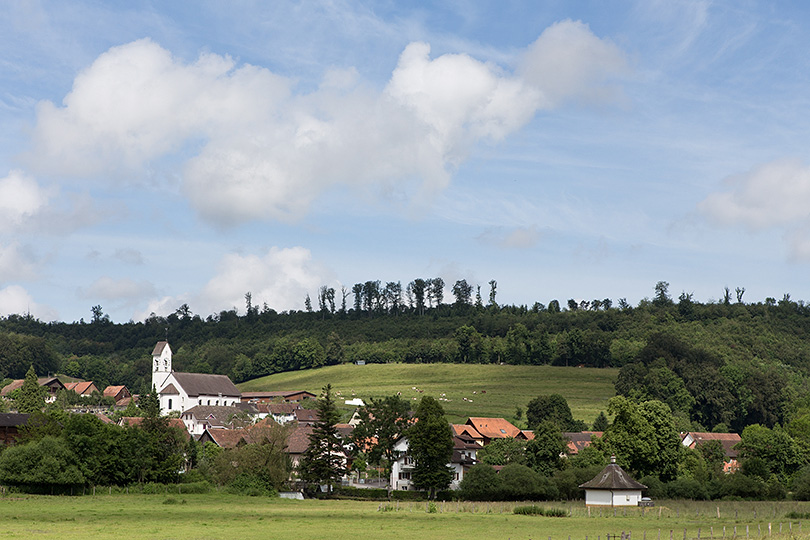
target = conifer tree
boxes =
[15,365,44,414]
[408,396,453,498]
[299,384,346,491]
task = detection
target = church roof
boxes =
[169,372,240,398]
[579,457,647,490]
[160,383,180,395]
[152,341,170,356]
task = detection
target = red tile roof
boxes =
[465,417,520,441]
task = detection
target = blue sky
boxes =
[2,0,810,323]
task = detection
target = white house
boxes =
[579,456,647,507]
[390,432,479,491]
[151,341,241,414]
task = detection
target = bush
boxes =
[226,473,276,497]
[713,473,766,499]
[793,467,810,501]
[178,481,213,494]
[666,477,708,500]
[459,464,502,501]
[513,505,568,517]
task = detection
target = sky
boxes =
[2,0,810,323]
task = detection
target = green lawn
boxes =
[2,494,810,539]
[238,363,618,425]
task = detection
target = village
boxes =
[0,341,744,505]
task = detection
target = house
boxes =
[103,385,133,406]
[1,377,65,403]
[465,417,521,445]
[579,456,647,507]
[118,416,191,441]
[64,381,99,396]
[0,413,30,445]
[197,418,280,448]
[267,402,302,425]
[286,424,315,469]
[451,424,485,446]
[294,408,319,426]
[180,405,253,437]
[563,431,604,455]
[391,431,480,491]
[241,391,316,403]
[151,341,241,414]
[681,432,742,473]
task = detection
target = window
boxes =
[398,472,411,480]
[168,399,172,409]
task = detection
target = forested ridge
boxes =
[1,281,810,433]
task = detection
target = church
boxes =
[151,341,242,414]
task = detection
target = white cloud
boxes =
[28,25,628,225]
[519,19,629,108]
[0,242,37,281]
[0,284,57,321]
[134,246,333,320]
[699,158,810,230]
[0,169,50,231]
[114,248,145,266]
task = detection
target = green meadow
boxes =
[3,494,810,540]
[238,363,619,425]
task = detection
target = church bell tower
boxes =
[151,341,172,391]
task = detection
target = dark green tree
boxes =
[525,420,567,476]
[526,394,586,431]
[15,365,44,414]
[592,411,610,431]
[477,437,527,466]
[408,396,453,498]
[351,395,411,484]
[299,384,347,491]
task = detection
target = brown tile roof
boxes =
[682,432,741,459]
[452,424,483,440]
[286,425,314,454]
[268,403,301,414]
[160,383,180,395]
[466,417,521,441]
[1,377,64,396]
[294,408,319,424]
[104,385,131,400]
[65,381,98,395]
[241,391,316,402]
[170,372,240,398]
[563,431,603,454]
[203,428,250,448]
[579,458,647,490]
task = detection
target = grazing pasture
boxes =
[3,494,810,539]
[238,363,618,425]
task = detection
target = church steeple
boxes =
[151,341,172,391]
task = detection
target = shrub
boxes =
[226,473,276,497]
[513,505,568,517]
[666,477,708,500]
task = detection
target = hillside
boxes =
[237,363,619,425]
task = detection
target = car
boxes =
[638,497,654,507]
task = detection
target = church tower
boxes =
[151,341,172,392]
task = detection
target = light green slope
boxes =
[238,364,618,426]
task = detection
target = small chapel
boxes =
[579,455,647,507]
[151,341,241,414]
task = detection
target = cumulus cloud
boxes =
[0,242,37,281]
[0,170,51,231]
[28,23,628,225]
[134,246,334,320]
[699,158,810,260]
[0,284,57,321]
[519,19,629,107]
[699,158,810,230]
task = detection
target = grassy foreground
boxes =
[3,494,810,539]
[238,363,618,425]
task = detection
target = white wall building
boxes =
[579,456,647,507]
[151,341,241,414]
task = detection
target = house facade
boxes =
[391,433,479,491]
[151,342,241,414]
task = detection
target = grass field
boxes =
[238,364,619,425]
[3,494,810,539]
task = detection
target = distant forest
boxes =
[2,280,810,433]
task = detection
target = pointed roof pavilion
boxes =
[579,455,647,491]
